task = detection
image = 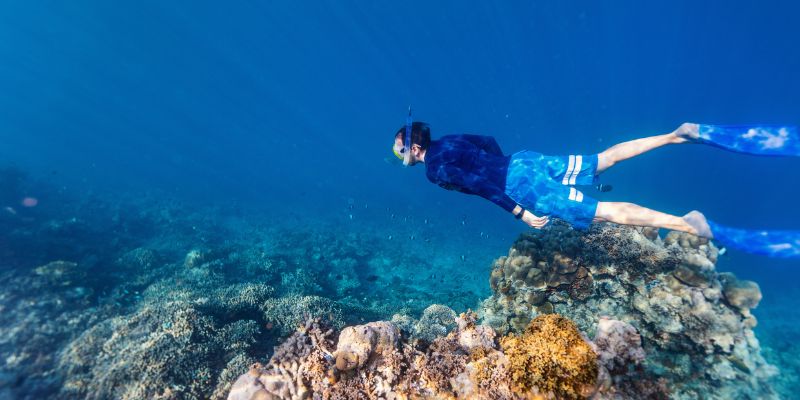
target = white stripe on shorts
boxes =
[568,187,584,202]
[568,155,582,185]
[562,155,575,185]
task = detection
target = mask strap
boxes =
[405,106,413,151]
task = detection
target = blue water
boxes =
[1,1,799,398]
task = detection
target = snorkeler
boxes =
[392,113,800,258]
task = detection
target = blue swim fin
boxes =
[695,124,799,157]
[708,220,800,259]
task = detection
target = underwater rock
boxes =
[479,223,777,399]
[59,300,264,400]
[641,226,660,241]
[33,260,83,286]
[184,248,209,268]
[389,305,460,343]
[527,269,547,290]
[228,319,335,400]
[55,264,281,400]
[413,304,458,342]
[592,317,645,375]
[720,273,762,311]
[455,311,496,352]
[117,247,162,271]
[261,294,344,336]
[334,321,399,370]
[537,301,554,314]
[673,264,711,288]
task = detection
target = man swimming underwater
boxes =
[392,121,714,237]
[392,114,800,258]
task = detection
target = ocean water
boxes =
[1,1,799,399]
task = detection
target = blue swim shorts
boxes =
[504,150,599,230]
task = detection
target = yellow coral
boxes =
[499,314,597,399]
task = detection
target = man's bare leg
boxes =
[594,202,712,238]
[596,123,699,173]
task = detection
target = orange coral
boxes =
[499,314,597,399]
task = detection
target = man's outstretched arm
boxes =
[433,164,549,228]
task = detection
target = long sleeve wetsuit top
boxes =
[424,134,517,213]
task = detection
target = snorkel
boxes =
[392,106,414,166]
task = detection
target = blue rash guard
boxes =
[424,134,601,229]
[424,135,517,213]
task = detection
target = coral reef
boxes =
[500,314,597,398]
[479,223,777,399]
[228,312,652,400]
[391,303,459,342]
[261,294,344,336]
[2,168,792,399]
[57,279,275,399]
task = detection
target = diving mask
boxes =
[392,106,413,166]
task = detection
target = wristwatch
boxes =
[515,207,525,219]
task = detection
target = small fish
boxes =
[366,275,379,282]
[3,206,16,215]
[645,279,661,291]
[391,214,395,219]
[387,235,393,240]
[348,214,353,220]
[409,235,415,240]
[424,219,428,224]
[460,255,466,262]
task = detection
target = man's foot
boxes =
[672,122,700,144]
[683,210,713,238]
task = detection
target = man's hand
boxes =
[521,210,549,229]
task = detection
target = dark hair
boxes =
[395,121,431,150]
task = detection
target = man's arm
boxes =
[433,163,517,212]
[431,164,545,226]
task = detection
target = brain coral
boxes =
[500,314,598,399]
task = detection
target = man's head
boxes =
[393,121,431,166]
